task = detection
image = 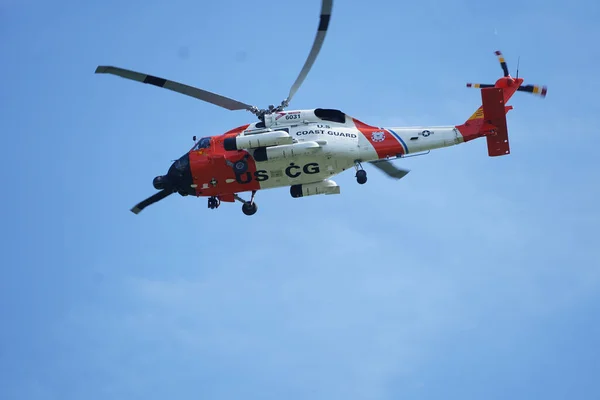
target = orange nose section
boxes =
[189,150,262,196]
[154,152,195,196]
[189,150,213,195]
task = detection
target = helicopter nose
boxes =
[163,153,195,196]
[153,175,167,190]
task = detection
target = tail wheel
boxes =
[356,169,367,184]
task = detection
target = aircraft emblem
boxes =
[371,131,385,142]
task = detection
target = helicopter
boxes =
[95,0,547,216]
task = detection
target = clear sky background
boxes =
[1,0,599,399]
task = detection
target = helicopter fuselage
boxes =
[185,108,462,201]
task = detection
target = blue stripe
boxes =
[387,128,409,154]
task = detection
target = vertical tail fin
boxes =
[457,89,513,156]
[481,87,510,156]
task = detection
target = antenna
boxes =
[516,56,520,78]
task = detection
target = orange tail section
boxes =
[456,81,518,156]
[456,50,547,157]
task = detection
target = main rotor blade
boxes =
[369,160,410,180]
[283,0,333,107]
[131,189,173,214]
[95,66,255,111]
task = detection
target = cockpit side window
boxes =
[314,108,346,124]
[194,137,211,150]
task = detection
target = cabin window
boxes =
[194,137,211,150]
[314,108,346,123]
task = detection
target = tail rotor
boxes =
[466,50,548,98]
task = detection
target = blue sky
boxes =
[1,0,599,399]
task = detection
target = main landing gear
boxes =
[207,191,258,215]
[355,161,367,184]
[235,190,258,216]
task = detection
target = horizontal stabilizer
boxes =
[481,87,510,157]
[369,160,410,179]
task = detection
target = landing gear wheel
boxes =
[233,159,248,174]
[234,190,258,215]
[242,201,258,216]
[208,196,220,209]
[356,169,367,184]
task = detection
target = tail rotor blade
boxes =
[517,84,548,97]
[131,189,173,214]
[467,83,495,88]
[279,0,333,109]
[495,50,510,77]
[95,66,257,112]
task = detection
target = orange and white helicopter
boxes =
[95,0,547,216]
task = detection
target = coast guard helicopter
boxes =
[95,0,547,216]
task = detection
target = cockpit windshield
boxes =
[193,137,211,150]
[172,152,190,172]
